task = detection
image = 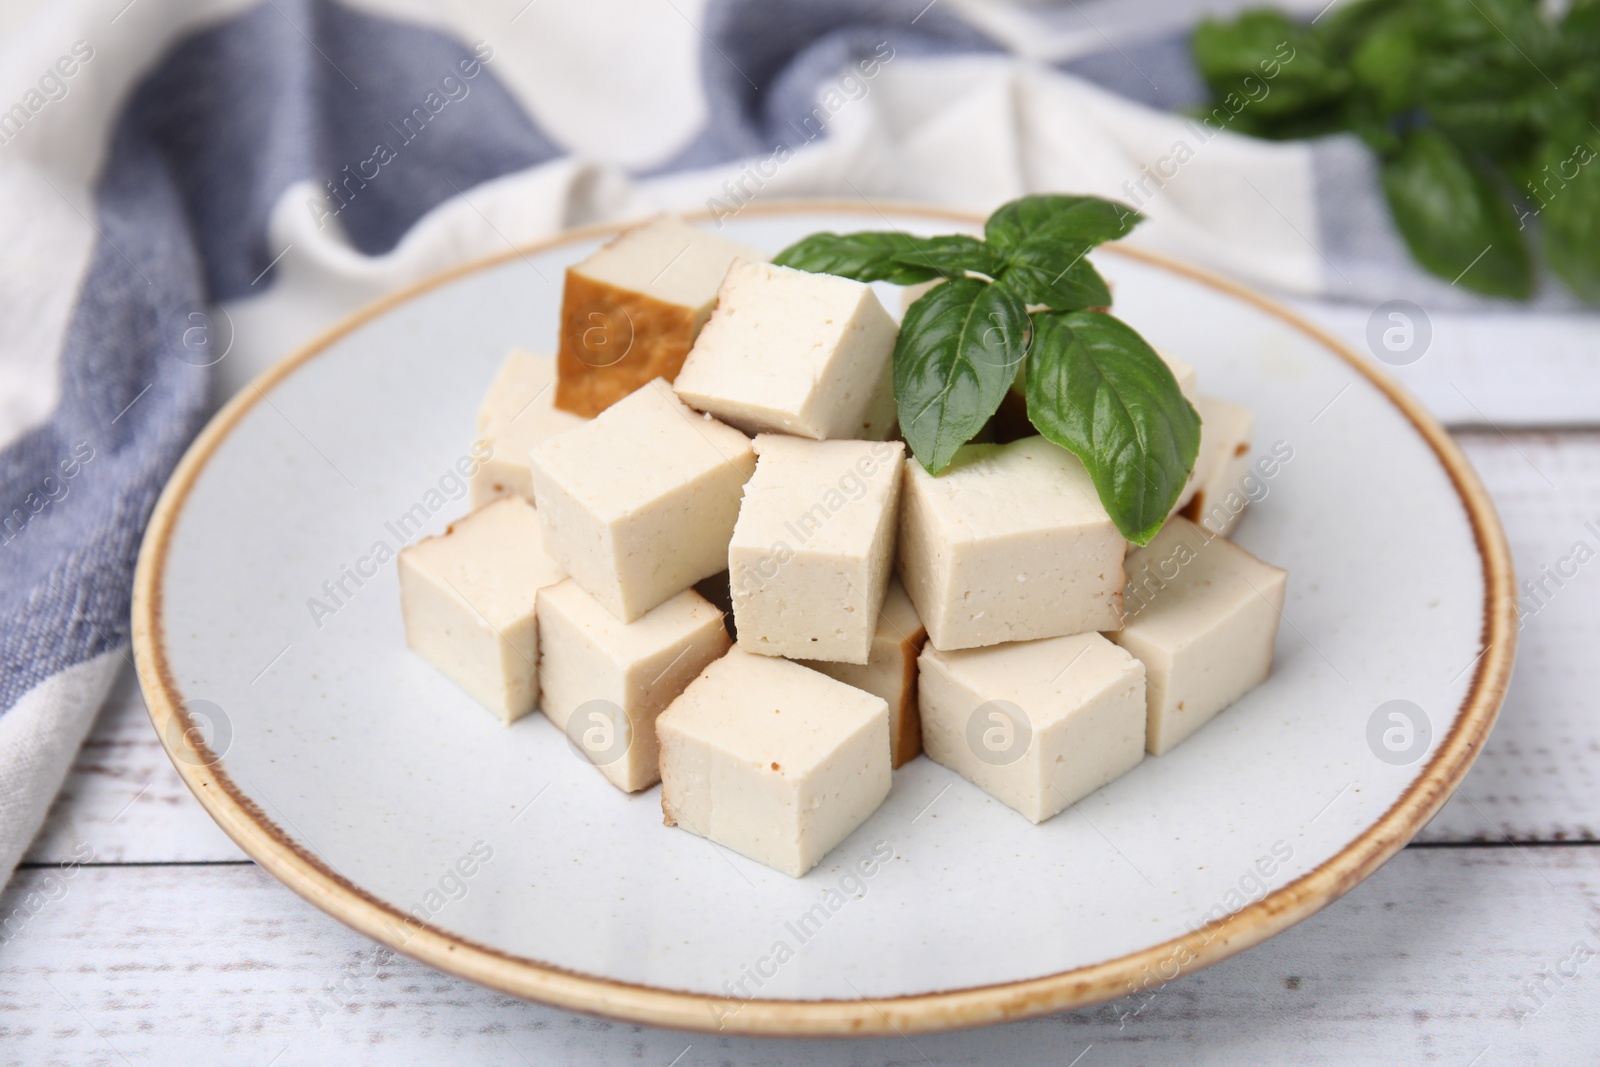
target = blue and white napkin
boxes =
[0,0,1589,887]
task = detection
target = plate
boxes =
[132,203,1515,1035]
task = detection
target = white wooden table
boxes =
[5,409,1599,1060]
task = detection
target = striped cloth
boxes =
[0,0,1586,887]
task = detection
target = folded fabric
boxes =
[0,0,1582,889]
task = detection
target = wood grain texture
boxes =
[3,847,1597,1065]
[22,668,241,867]
[1420,433,1600,842]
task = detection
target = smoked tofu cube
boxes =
[657,647,891,878]
[556,215,765,417]
[897,437,1125,651]
[397,497,566,723]
[536,580,731,792]
[470,350,586,508]
[918,632,1146,823]
[1113,517,1287,755]
[528,378,756,623]
[673,260,898,440]
[799,578,928,768]
[728,436,904,664]
[1183,396,1255,537]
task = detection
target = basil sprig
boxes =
[775,195,1200,545]
[1193,0,1600,301]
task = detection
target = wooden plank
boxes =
[1420,432,1600,843]
[21,668,241,867]
[1,846,1596,1064]
[22,433,1600,868]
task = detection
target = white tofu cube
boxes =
[557,215,765,417]
[918,633,1146,823]
[898,437,1125,651]
[673,260,898,440]
[1114,517,1287,755]
[528,378,756,623]
[799,578,928,768]
[657,646,891,878]
[1157,349,1200,406]
[728,435,904,664]
[1182,396,1255,537]
[536,580,731,792]
[692,570,736,636]
[397,497,566,723]
[471,350,587,508]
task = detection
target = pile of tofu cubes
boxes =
[399,215,1289,878]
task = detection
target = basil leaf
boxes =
[896,278,1030,475]
[772,232,944,284]
[985,195,1140,255]
[1560,0,1600,66]
[1380,128,1532,298]
[1540,138,1600,302]
[1428,95,1542,158]
[997,251,1112,310]
[891,235,1008,280]
[1317,0,1404,57]
[1193,11,1350,120]
[1024,311,1200,545]
[1349,15,1418,115]
[983,195,1134,310]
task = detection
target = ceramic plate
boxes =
[132,204,1514,1035]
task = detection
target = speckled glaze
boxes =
[132,205,1515,1035]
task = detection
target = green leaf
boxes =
[1539,137,1600,302]
[1192,11,1351,121]
[1380,127,1533,298]
[1560,0,1600,64]
[984,195,1140,255]
[996,252,1112,310]
[983,195,1137,311]
[1349,15,1419,115]
[1428,95,1543,158]
[895,278,1030,474]
[1024,311,1201,545]
[771,232,944,284]
[1316,0,1403,56]
[890,235,1008,280]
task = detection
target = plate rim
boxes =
[131,200,1517,1036]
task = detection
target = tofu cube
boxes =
[673,260,898,440]
[1158,349,1200,406]
[898,437,1125,651]
[728,436,904,664]
[692,570,737,639]
[799,578,928,768]
[1113,516,1287,755]
[1182,396,1255,537]
[471,350,587,508]
[397,497,566,723]
[556,215,766,417]
[657,647,891,878]
[918,632,1147,823]
[528,378,756,622]
[536,580,731,792]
